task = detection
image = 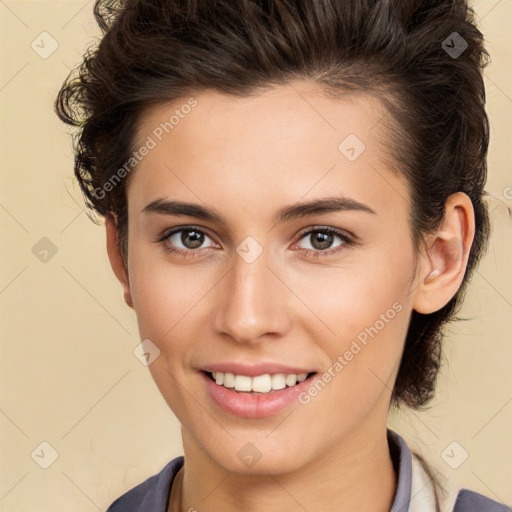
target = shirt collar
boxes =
[388,428,413,512]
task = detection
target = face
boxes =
[120,82,420,474]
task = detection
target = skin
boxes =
[105,81,475,512]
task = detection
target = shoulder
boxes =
[453,489,510,512]
[106,456,184,512]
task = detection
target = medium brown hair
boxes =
[55,0,491,409]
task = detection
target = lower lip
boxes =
[200,371,317,418]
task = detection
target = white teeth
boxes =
[285,374,297,386]
[252,374,272,393]
[234,375,252,392]
[209,371,312,394]
[271,373,287,390]
[223,372,235,388]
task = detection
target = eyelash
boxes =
[156,225,354,260]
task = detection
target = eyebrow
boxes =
[142,196,377,224]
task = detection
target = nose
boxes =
[212,245,292,345]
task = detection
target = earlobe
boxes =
[412,192,475,314]
[105,215,134,309]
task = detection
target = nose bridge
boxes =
[213,241,290,343]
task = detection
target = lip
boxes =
[200,370,318,419]
[201,362,317,377]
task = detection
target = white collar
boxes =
[409,455,461,512]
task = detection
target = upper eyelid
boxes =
[296,225,353,239]
[161,225,217,243]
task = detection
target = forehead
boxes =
[135,81,393,153]
[128,81,408,219]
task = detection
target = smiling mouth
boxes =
[203,370,317,395]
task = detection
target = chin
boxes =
[201,436,310,476]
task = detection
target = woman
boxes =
[55,0,509,511]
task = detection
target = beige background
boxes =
[0,1,511,510]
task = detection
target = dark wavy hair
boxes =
[55,0,491,409]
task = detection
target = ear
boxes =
[412,192,476,314]
[105,214,134,309]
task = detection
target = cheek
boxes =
[294,253,411,347]
[296,290,409,433]
[130,260,201,415]
[127,251,216,406]
[294,249,413,400]
[129,251,207,340]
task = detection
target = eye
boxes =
[294,227,353,259]
[158,226,217,257]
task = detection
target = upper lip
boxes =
[201,362,317,377]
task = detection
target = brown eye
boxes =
[295,227,354,259]
[307,231,336,250]
[175,228,206,249]
[159,226,217,256]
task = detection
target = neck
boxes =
[176,423,397,512]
